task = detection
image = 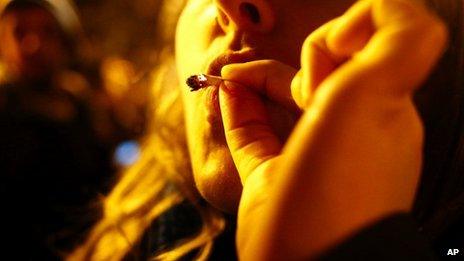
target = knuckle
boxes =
[302,35,319,53]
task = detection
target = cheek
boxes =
[176,2,219,75]
[178,80,206,167]
[182,99,201,148]
[176,4,217,137]
[261,1,354,68]
[176,27,197,85]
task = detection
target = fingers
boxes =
[373,0,434,27]
[221,60,300,112]
[219,60,304,183]
[300,0,447,101]
[219,81,282,184]
[219,20,351,111]
[219,0,447,184]
[327,0,374,57]
[296,2,374,108]
[343,0,446,95]
[360,0,448,95]
[296,19,347,109]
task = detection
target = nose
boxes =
[215,0,275,33]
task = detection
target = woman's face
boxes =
[176,0,353,212]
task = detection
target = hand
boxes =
[219,0,447,259]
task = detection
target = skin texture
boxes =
[176,0,446,258]
[175,0,354,212]
[0,7,68,84]
[217,0,447,259]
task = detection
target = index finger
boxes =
[221,60,300,113]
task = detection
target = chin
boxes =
[194,157,243,213]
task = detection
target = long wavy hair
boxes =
[69,0,464,259]
[68,62,225,260]
[68,1,225,260]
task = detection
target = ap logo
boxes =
[447,249,460,256]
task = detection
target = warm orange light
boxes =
[101,57,136,100]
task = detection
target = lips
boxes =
[201,48,258,127]
[206,48,258,76]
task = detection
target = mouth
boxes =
[199,48,258,129]
[206,48,258,76]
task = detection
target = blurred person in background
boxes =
[0,0,114,259]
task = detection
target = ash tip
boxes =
[186,74,209,92]
[186,75,199,91]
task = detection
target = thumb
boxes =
[219,80,282,184]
